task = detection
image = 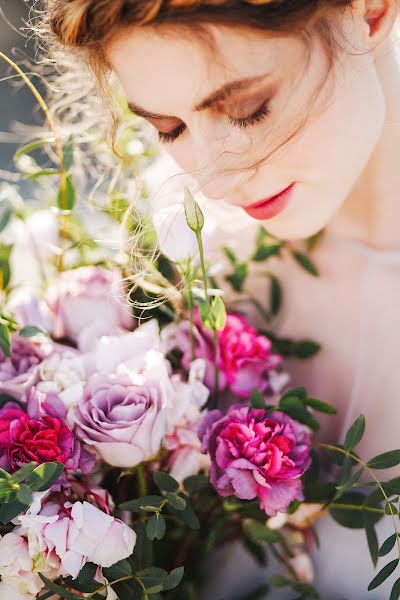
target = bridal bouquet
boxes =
[1,55,400,600]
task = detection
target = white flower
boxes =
[0,532,44,599]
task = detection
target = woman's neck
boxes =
[327,22,400,251]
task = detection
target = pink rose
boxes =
[17,499,136,579]
[163,309,284,398]
[199,405,312,516]
[45,266,134,351]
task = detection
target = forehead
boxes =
[106,25,303,114]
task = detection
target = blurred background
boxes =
[0,0,40,175]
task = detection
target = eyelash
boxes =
[157,100,271,144]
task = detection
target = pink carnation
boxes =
[199,405,312,516]
[163,309,284,398]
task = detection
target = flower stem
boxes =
[136,463,147,498]
[318,442,400,559]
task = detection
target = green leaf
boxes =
[0,468,12,480]
[279,395,319,432]
[146,513,166,540]
[62,136,74,171]
[165,492,186,511]
[226,262,248,293]
[183,474,209,492]
[390,578,400,600]
[243,537,268,567]
[184,186,204,232]
[294,340,321,359]
[304,397,337,414]
[16,483,33,505]
[291,250,319,276]
[13,139,53,160]
[330,492,381,529]
[252,243,282,262]
[222,245,238,265]
[163,566,184,591]
[26,168,59,179]
[368,559,399,591]
[250,389,266,410]
[0,205,12,233]
[344,415,366,451]
[26,462,64,492]
[167,493,200,529]
[243,519,280,543]
[12,462,38,483]
[57,174,76,211]
[368,450,400,470]
[268,273,282,315]
[379,533,398,557]
[19,325,47,338]
[136,567,167,591]
[119,495,165,512]
[270,575,290,587]
[153,471,179,492]
[210,295,226,330]
[385,502,398,515]
[39,575,82,599]
[0,499,27,523]
[366,523,379,567]
[281,386,308,400]
[103,558,132,580]
[0,322,11,357]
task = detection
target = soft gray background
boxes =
[0,0,39,173]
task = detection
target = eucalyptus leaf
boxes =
[243,519,279,543]
[368,559,399,591]
[368,450,400,470]
[119,495,165,512]
[268,273,282,315]
[19,325,47,338]
[146,514,166,540]
[344,415,366,451]
[153,471,179,492]
[163,567,185,591]
[183,474,209,492]
[16,483,33,505]
[165,492,186,511]
[365,523,379,567]
[379,533,398,557]
[390,578,400,600]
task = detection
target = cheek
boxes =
[257,55,386,240]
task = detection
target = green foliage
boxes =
[344,415,366,451]
[291,250,320,277]
[368,450,400,470]
[368,559,399,591]
[153,471,179,493]
[57,174,76,211]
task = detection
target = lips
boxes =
[244,183,295,220]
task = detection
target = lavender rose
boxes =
[75,350,180,467]
[0,335,53,402]
[199,405,312,516]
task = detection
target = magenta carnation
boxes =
[199,405,312,516]
[165,309,283,398]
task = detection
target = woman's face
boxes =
[106,11,386,240]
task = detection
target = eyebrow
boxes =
[127,72,269,120]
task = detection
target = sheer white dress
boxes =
[193,199,400,600]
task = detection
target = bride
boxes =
[41,0,400,598]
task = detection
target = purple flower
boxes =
[0,335,53,402]
[199,405,312,516]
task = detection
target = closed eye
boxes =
[157,100,271,144]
